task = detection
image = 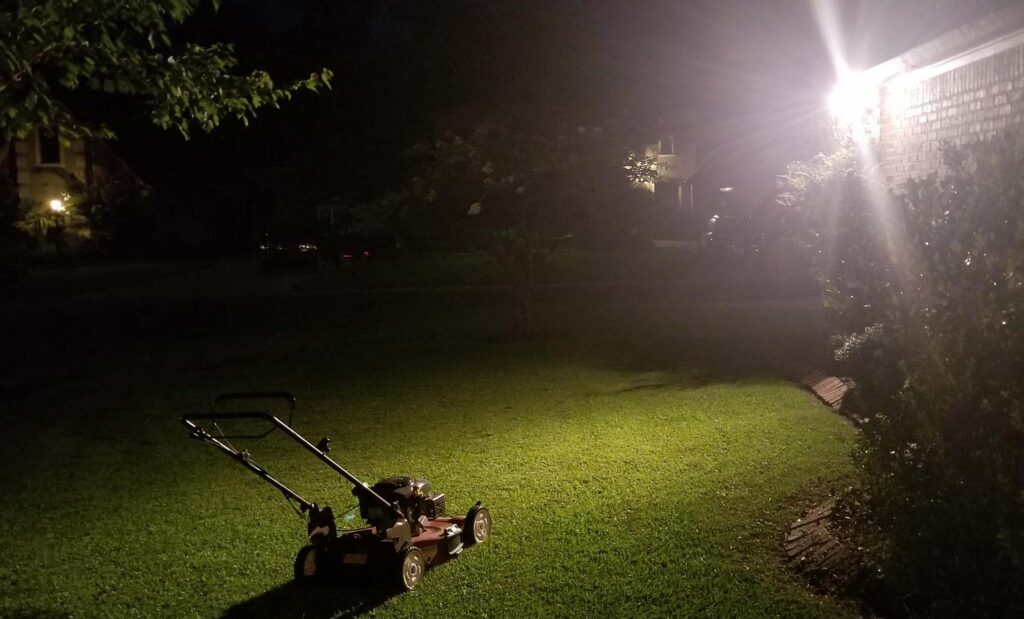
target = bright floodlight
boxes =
[828,71,878,125]
[49,198,65,213]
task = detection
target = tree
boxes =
[1,0,332,141]
[414,119,657,334]
[0,165,31,279]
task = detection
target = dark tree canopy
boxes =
[0,0,332,140]
[412,115,657,333]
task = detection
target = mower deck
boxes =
[306,515,470,578]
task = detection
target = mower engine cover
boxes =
[356,476,446,533]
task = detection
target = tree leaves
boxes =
[1,0,332,140]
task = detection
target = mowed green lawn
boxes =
[0,296,856,617]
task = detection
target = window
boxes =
[37,130,62,165]
[659,136,674,155]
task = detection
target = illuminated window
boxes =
[37,130,62,165]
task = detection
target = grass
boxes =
[0,281,853,617]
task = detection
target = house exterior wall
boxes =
[654,142,698,183]
[13,130,90,206]
[641,140,698,208]
[877,5,1024,186]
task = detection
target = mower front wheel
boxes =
[463,503,492,547]
[396,546,426,591]
[294,544,317,580]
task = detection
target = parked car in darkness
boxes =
[258,234,321,272]
[700,211,783,268]
[337,230,397,261]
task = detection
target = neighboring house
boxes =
[633,125,703,248]
[315,197,355,230]
[636,116,756,246]
[3,128,135,244]
[861,3,1024,186]
[641,131,699,210]
[11,129,94,208]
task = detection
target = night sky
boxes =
[94,0,1011,220]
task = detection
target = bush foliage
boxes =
[779,133,1024,615]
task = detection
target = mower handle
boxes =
[182,411,399,516]
[182,414,316,513]
[206,392,296,436]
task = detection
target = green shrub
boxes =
[779,133,1024,615]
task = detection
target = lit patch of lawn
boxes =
[0,340,856,617]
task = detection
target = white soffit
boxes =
[885,28,1024,87]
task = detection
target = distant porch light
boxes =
[718,186,734,193]
[49,198,65,213]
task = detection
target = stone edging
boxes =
[785,498,852,576]
[779,361,860,585]
[771,355,855,418]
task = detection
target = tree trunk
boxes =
[512,249,534,337]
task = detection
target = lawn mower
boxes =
[181,392,491,591]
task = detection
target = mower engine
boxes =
[357,476,446,535]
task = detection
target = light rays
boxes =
[812,0,918,300]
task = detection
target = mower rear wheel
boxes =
[293,544,317,580]
[463,504,492,547]
[396,546,426,591]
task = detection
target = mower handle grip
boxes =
[213,392,295,413]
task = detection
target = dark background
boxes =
[73,0,1011,244]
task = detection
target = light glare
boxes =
[828,71,879,126]
[49,199,65,213]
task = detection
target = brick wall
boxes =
[877,4,1024,186]
[880,43,1024,185]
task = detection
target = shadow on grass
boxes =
[610,381,681,393]
[221,580,396,619]
[594,339,767,375]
